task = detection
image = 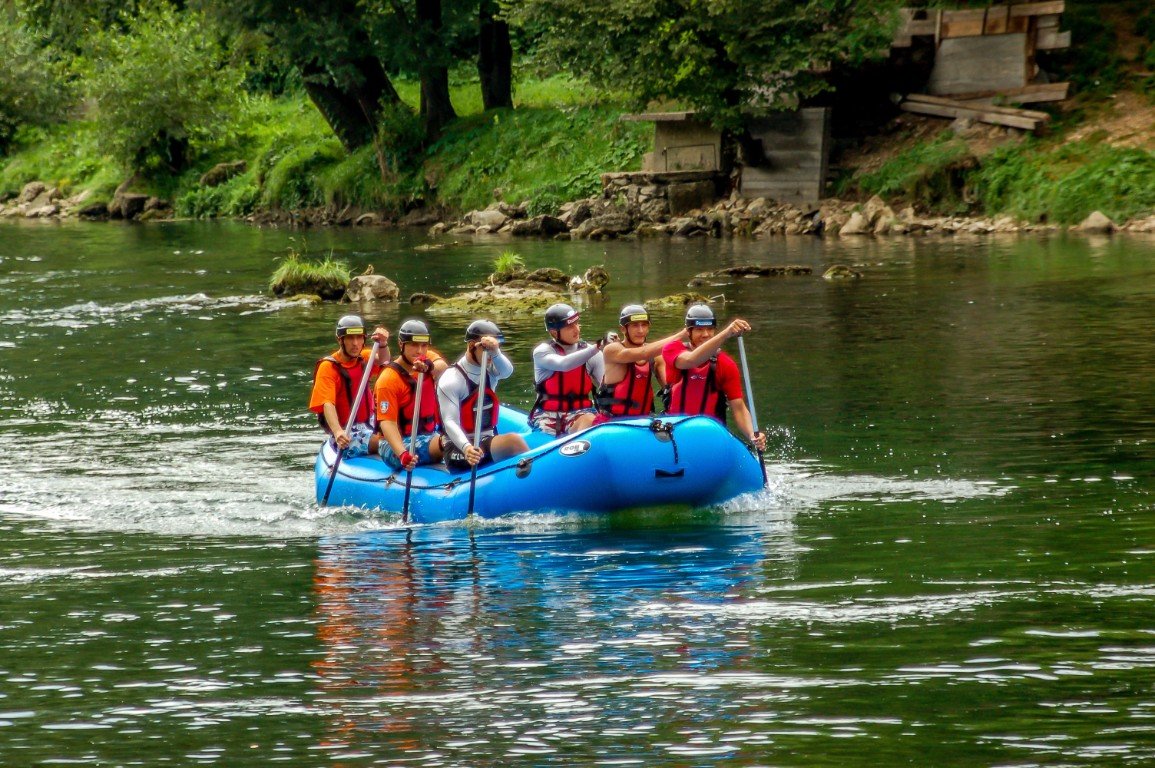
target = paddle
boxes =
[736,335,768,486]
[400,368,425,523]
[466,348,489,518]
[321,341,380,506]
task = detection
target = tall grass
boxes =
[973,140,1155,223]
[269,245,351,298]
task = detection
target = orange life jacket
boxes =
[314,355,374,430]
[386,362,440,436]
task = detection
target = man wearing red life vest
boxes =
[375,319,449,472]
[597,304,688,418]
[530,303,605,435]
[309,315,391,458]
[661,304,767,451]
[436,319,529,472]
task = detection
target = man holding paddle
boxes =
[662,304,767,452]
[309,314,391,458]
[375,319,448,471]
[436,319,528,472]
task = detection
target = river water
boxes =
[2,220,1154,766]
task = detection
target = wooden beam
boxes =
[1008,1,1065,18]
[900,93,1048,132]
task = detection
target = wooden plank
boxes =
[900,97,1045,131]
[1009,1,1064,18]
[941,9,988,39]
[906,92,1050,120]
[985,7,1009,35]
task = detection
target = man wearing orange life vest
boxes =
[661,303,767,451]
[375,319,449,472]
[596,303,688,418]
[309,314,391,458]
[530,303,604,435]
[436,319,529,472]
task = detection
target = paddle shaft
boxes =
[736,336,768,485]
[400,369,425,523]
[466,348,489,517]
[321,341,380,506]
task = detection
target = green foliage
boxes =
[508,0,903,130]
[76,3,247,171]
[972,141,1155,224]
[0,14,73,153]
[269,241,351,297]
[427,105,650,213]
[1041,5,1123,96]
[260,138,346,210]
[493,251,525,279]
[848,134,973,209]
[176,175,261,219]
[0,122,120,200]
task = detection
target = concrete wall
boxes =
[928,33,1029,95]
[739,107,831,205]
[645,122,723,172]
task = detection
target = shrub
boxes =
[269,243,351,299]
[0,16,72,153]
[972,141,1155,224]
[849,134,974,210]
[76,3,247,172]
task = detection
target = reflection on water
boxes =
[311,521,800,763]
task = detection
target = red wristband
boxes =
[399,450,414,467]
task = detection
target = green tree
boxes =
[78,3,246,172]
[205,0,405,152]
[509,0,902,130]
[0,12,72,152]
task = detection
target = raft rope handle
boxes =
[336,417,698,491]
[649,418,680,464]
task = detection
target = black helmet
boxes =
[335,314,366,338]
[398,319,431,345]
[544,303,580,332]
[684,303,716,328]
[465,319,504,343]
[619,304,649,327]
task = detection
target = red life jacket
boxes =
[596,358,655,417]
[386,362,440,436]
[668,347,727,421]
[453,363,500,436]
[533,341,594,414]
[314,355,374,430]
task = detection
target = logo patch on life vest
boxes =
[560,440,591,457]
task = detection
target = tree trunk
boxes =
[478,0,513,110]
[301,56,401,152]
[416,0,458,142]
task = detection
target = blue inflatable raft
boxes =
[314,407,765,523]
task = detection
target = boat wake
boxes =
[0,415,1010,539]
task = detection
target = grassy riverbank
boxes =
[0,75,651,221]
[3,43,1155,226]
